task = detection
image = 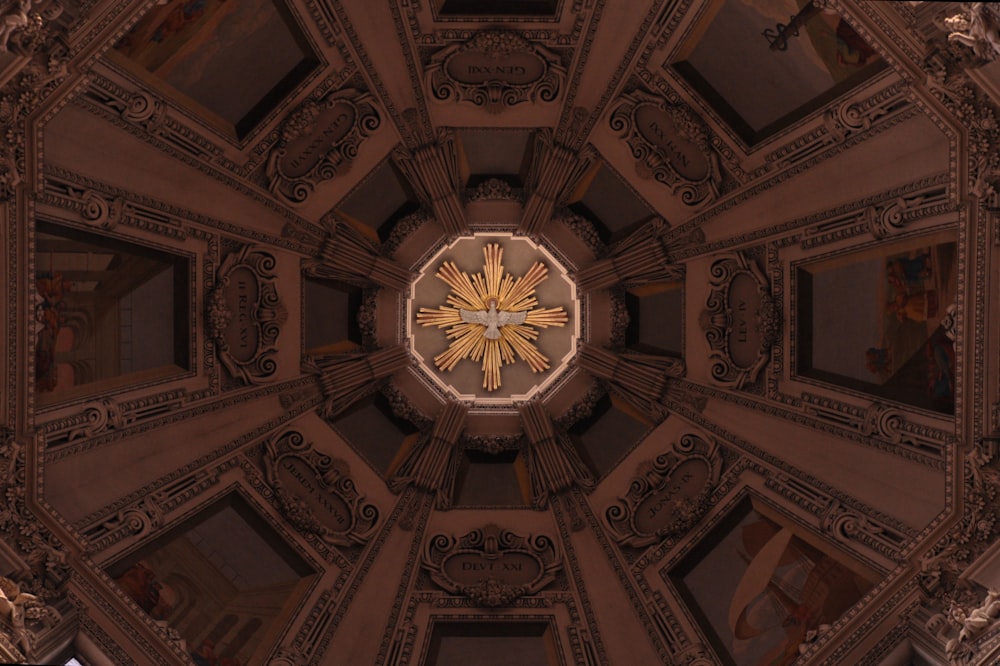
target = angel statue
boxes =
[946,3,1000,61]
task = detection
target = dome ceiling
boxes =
[1,1,999,665]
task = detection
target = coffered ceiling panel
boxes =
[1,1,997,666]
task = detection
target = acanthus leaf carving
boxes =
[208,245,286,386]
[700,250,779,390]
[265,88,381,204]
[422,524,560,607]
[0,430,69,592]
[923,40,1000,207]
[426,30,565,113]
[0,4,69,201]
[605,433,721,548]
[263,430,379,547]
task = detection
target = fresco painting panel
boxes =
[672,0,884,142]
[114,0,316,133]
[108,499,313,666]
[673,503,875,666]
[798,236,958,414]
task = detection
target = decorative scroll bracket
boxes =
[263,430,379,547]
[426,30,565,114]
[422,524,560,607]
[608,89,721,206]
[605,433,722,548]
[265,88,381,204]
[208,246,286,385]
[699,251,780,390]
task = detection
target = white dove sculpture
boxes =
[460,298,526,339]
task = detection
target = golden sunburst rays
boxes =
[416,243,568,391]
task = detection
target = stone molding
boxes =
[605,433,721,548]
[426,30,565,114]
[422,524,560,607]
[608,89,722,207]
[700,250,780,390]
[263,429,379,547]
[265,88,381,205]
[208,245,287,385]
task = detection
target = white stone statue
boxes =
[945,588,1000,658]
[0,0,32,53]
[0,576,60,658]
[946,3,1000,61]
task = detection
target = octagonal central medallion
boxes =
[407,233,579,406]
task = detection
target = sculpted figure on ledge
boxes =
[946,3,1000,61]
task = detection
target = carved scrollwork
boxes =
[426,30,565,114]
[608,89,721,206]
[422,524,560,607]
[263,430,379,547]
[208,245,286,385]
[265,88,381,204]
[605,433,721,548]
[699,251,779,390]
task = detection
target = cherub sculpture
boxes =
[0,576,61,658]
[0,0,32,53]
[946,3,1000,61]
[945,588,1000,657]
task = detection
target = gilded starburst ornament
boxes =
[416,243,568,391]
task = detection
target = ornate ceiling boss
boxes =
[408,234,578,405]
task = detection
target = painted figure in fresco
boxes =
[728,518,872,666]
[833,17,878,67]
[114,561,168,615]
[886,290,939,323]
[865,347,892,378]
[34,271,71,392]
[886,254,932,294]
[926,337,955,401]
[191,638,242,666]
[150,0,211,43]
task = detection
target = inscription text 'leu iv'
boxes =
[416,243,567,391]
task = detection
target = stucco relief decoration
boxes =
[426,30,564,114]
[605,433,721,548]
[208,245,286,385]
[699,251,780,390]
[422,524,560,607]
[265,88,380,204]
[263,430,379,547]
[0,0,62,56]
[0,3,68,200]
[608,89,721,206]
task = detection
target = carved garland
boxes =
[263,430,379,547]
[422,524,560,607]
[605,433,722,548]
[608,89,721,206]
[426,30,565,114]
[265,88,381,204]
[207,245,286,385]
[700,251,780,390]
